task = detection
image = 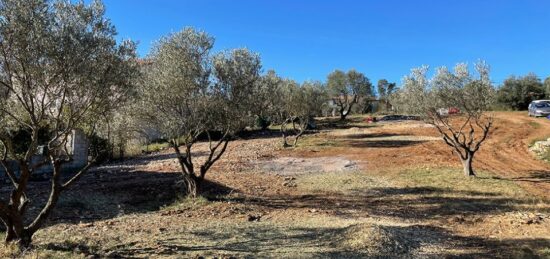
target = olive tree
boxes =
[327,69,373,120]
[254,70,285,130]
[0,0,137,247]
[496,73,544,110]
[281,81,327,147]
[377,79,396,111]
[138,28,260,197]
[99,107,137,161]
[392,62,494,177]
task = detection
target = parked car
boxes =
[528,100,550,117]
[437,107,460,116]
[448,107,460,114]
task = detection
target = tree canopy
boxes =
[496,73,544,110]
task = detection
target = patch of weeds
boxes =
[397,167,532,198]
[528,121,542,129]
[267,124,282,131]
[161,195,210,211]
[0,240,20,258]
[297,135,339,149]
[297,171,387,194]
[143,142,170,153]
[1,241,82,259]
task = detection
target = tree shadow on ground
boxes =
[511,170,550,183]
[334,132,403,139]
[93,151,204,169]
[342,139,426,148]
[11,169,550,258]
[236,128,283,140]
[230,186,549,220]
[0,169,233,229]
[316,117,375,130]
[63,222,550,258]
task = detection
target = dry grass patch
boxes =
[340,223,407,254]
[160,195,210,211]
[296,171,388,194]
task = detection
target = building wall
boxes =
[0,130,89,179]
[67,129,89,170]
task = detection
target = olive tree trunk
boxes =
[460,151,476,177]
[171,133,230,197]
[1,158,94,248]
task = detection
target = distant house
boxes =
[0,129,89,178]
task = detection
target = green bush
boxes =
[88,134,111,163]
[255,116,272,130]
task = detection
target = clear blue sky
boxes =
[101,0,550,85]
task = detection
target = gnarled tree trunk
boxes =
[281,118,292,147]
[434,114,492,178]
[1,158,94,249]
[181,173,200,197]
[460,151,476,177]
[172,133,230,197]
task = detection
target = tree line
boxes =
[494,73,550,110]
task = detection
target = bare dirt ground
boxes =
[2,111,550,258]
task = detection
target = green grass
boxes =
[296,135,339,149]
[298,167,535,199]
[297,167,547,212]
[142,142,170,153]
[394,167,549,213]
[528,121,542,129]
[397,167,531,197]
[160,195,210,211]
